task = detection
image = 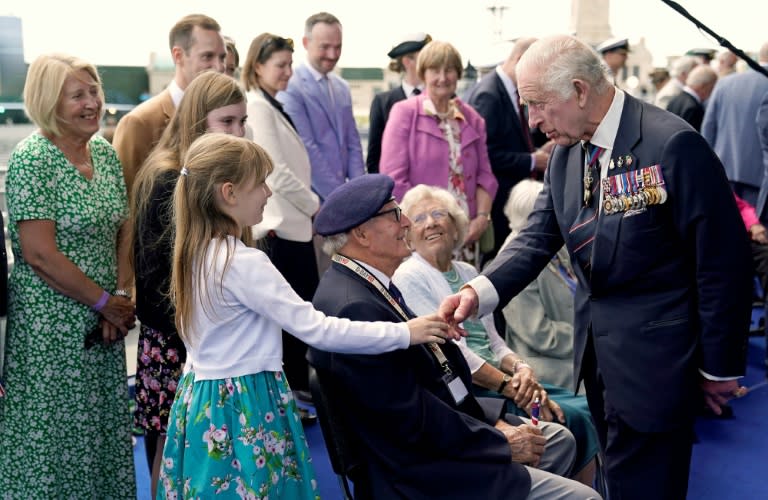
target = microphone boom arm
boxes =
[661,0,768,78]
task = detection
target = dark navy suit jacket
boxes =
[482,94,751,433]
[367,86,407,173]
[465,71,537,252]
[665,90,704,132]
[309,261,531,500]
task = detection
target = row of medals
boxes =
[589,161,668,215]
[602,184,668,215]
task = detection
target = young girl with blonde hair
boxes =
[158,133,455,498]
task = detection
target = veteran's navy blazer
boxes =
[483,94,752,433]
[309,261,531,500]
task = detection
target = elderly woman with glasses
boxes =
[242,33,321,417]
[393,184,600,486]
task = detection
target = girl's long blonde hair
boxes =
[170,133,273,341]
[129,71,245,284]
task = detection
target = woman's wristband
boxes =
[476,211,491,221]
[91,290,110,312]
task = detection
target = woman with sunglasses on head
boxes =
[242,34,321,416]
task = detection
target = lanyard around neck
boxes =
[331,253,453,374]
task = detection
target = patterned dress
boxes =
[0,133,136,498]
[160,371,319,499]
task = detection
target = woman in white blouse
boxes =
[242,33,320,409]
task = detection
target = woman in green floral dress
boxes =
[0,54,136,497]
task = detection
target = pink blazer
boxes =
[380,95,498,217]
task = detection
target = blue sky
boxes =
[2,0,765,68]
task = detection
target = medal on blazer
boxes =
[602,163,667,215]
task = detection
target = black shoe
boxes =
[298,407,318,426]
[293,389,314,404]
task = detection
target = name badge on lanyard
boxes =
[426,342,467,405]
[444,373,468,405]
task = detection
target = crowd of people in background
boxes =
[0,7,763,500]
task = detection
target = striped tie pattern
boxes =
[569,142,604,272]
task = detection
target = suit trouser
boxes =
[263,234,319,392]
[582,333,694,500]
[526,466,602,500]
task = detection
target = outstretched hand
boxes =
[406,313,463,346]
[437,287,479,332]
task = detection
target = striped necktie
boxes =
[568,142,604,273]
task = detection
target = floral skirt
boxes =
[158,370,319,499]
[134,323,186,434]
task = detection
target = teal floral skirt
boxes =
[158,370,319,499]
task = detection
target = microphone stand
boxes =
[661,0,768,78]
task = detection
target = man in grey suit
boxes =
[440,35,751,500]
[665,64,718,132]
[279,12,364,203]
[702,41,768,207]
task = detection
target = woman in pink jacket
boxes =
[380,40,498,250]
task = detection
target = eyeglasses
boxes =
[371,206,402,223]
[258,36,294,62]
[410,209,449,226]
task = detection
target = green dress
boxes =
[0,133,136,498]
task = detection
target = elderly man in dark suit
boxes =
[465,37,551,261]
[308,174,600,500]
[367,33,430,173]
[439,35,752,500]
[666,64,718,131]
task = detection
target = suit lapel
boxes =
[298,65,338,132]
[160,89,174,123]
[590,95,643,283]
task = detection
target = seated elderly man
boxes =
[392,184,599,487]
[309,174,600,500]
